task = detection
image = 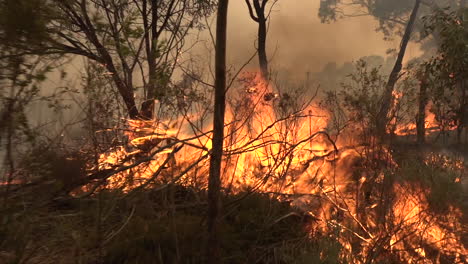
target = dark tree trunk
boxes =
[108,65,140,119]
[258,15,268,79]
[246,0,269,80]
[416,70,428,144]
[206,0,229,262]
[140,60,157,119]
[376,0,421,139]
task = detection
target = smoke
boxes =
[223,0,422,79]
[33,0,425,131]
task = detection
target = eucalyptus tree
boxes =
[319,0,468,141]
[207,0,229,262]
[0,0,215,119]
[319,0,456,139]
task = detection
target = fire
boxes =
[390,183,467,263]
[395,108,439,136]
[392,90,456,137]
[87,72,467,263]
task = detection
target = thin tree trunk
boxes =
[245,0,269,80]
[206,0,229,262]
[258,16,268,80]
[416,70,428,144]
[376,0,421,139]
[141,0,160,119]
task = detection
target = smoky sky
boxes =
[221,0,422,78]
[45,0,425,99]
[50,1,423,88]
[32,0,424,136]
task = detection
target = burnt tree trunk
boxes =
[258,15,268,79]
[416,69,429,144]
[376,0,421,139]
[246,0,269,80]
[206,0,229,262]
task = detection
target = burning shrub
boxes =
[76,71,467,264]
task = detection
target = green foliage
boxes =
[322,58,421,138]
[0,0,218,119]
[323,59,387,137]
[422,7,468,133]
[423,8,468,78]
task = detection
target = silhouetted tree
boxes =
[206,0,229,262]
[245,0,277,80]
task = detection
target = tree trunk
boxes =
[245,0,269,80]
[376,0,421,139]
[258,16,268,80]
[91,38,140,119]
[416,71,428,144]
[206,0,229,262]
[140,62,157,119]
[141,0,159,120]
[105,62,140,119]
